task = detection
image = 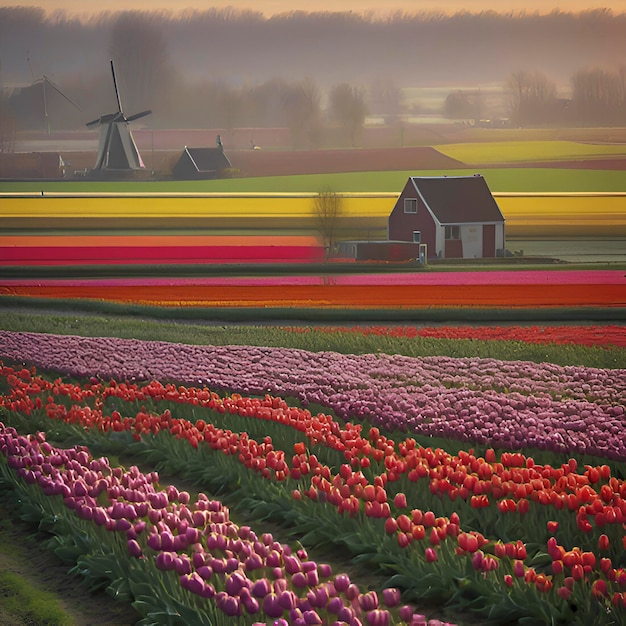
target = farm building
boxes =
[172,146,232,180]
[388,175,505,259]
[335,240,426,263]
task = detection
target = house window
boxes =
[445,226,460,240]
[412,231,421,243]
[404,198,417,213]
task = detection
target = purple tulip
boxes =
[366,610,390,626]
[242,594,260,615]
[277,590,298,610]
[252,578,272,598]
[284,554,302,574]
[225,570,249,596]
[197,565,213,580]
[180,572,204,596]
[126,539,142,559]
[358,591,379,612]
[303,610,323,624]
[173,555,191,576]
[334,573,351,592]
[328,596,346,614]
[220,594,242,617]
[318,563,333,578]
[345,583,360,601]
[155,551,175,571]
[244,552,264,571]
[381,587,401,608]
[273,577,288,594]
[262,593,285,618]
[291,572,308,588]
[398,605,414,621]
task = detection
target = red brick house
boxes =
[388,175,505,259]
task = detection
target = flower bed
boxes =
[281,325,626,348]
[1,270,624,309]
[1,330,625,460]
[1,353,625,624]
[0,423,448,626]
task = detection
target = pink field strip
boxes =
[2,270,624,288]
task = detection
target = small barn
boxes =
[335,240,425,263]
[388,174,505,259]
[172,146,232,180]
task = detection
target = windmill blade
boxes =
[42,75,81,110]
[41,74,80,111]
[85,112,118,127]
[110,59,124,115]
[126,110,152,122]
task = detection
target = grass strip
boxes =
[0,307,624,370]
[0,570,73,626]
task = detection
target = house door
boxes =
[482,224,496,257]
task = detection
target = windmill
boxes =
[32,75,81,134]
[86,60,151,171]
[25,56,80,133]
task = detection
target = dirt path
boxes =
[0,505,140,626]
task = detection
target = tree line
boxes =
[1,6,626,138]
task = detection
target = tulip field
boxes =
[0,322,625,626]
[1,142,625,625]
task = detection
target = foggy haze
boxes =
[1,6,625,131]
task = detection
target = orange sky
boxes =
[5,1,626,17]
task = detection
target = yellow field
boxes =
[434,141,626,164]
[1,193,624,237]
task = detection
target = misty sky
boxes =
[3,0,626,16]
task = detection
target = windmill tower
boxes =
[86,60,151,171]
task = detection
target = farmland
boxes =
[0,131,626,625]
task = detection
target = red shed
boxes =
[388,175,505,259]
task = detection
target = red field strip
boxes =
[0,235,318,247]
[2,270,622,287]
[1,283,624,308]
[287,324,626,347]
[0,245,325,265]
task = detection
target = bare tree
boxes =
[280,78,322,149]
[508,70,558,126]
[571,66,626,125]
[368,77,402,123]
[109,12,172,115]
[312,189,344,261]
[0,102,16,153]
[328,82,367,147]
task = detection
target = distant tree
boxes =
[280,78,322,149]
[443,90,478,120]
[368,77,402,122]
[109,12,172,115]
[571,66,626,125]
[0,101,16,153]
[507,70,558,126]
[0,58,16,152]
[328,83,368,147]
[312,189,344,261]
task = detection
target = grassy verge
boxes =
[0,570,73,626]
[0,307,624,369]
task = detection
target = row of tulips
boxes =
[1,330,625,460]
[280,325,626,348]
[0,422,451,626]
[2,361,626,623]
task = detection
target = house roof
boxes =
[410,175,504,224]
[182,147,231,172]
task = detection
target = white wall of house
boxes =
[461,224,482,258]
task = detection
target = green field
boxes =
[1,168,626,194]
